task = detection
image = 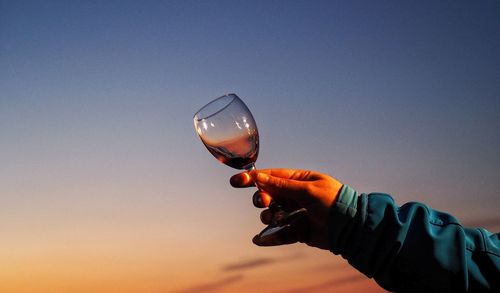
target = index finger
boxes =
[230,172,255,188]
[252,169,324,181]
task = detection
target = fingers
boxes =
[252,169,323,181]
[231,168,327,205]
[260,209,272,224]
[252,191,272,208]
[230,169,323,188]
[230,172,254,188]
[250,172,309,201]
[252,219,307,246]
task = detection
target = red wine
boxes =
[201,131,259,169]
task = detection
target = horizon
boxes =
[1,1,499,292]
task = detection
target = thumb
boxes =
[252,172,306,200]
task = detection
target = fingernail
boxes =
[253,194,263,207]
[257,173,269,183]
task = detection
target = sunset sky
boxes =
[1,1,499,292]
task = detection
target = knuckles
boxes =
[271,177,288,189]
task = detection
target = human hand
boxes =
[230,169,343,250]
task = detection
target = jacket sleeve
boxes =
[328,185,500,292]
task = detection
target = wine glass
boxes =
[193,93,307,245]
[193,93,259,171]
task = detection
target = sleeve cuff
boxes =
[329,184,359,255]
[335,184,358,217]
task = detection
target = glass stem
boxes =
[248,163,281,217]
[246,163,262,191]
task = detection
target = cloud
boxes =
[221,252,305,272]
[272,274,367,293]
[171,252,305,292]
[222,257,275,271]
[169,275,244,293]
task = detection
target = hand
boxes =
[230,169,343,250]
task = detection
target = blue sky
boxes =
[1,1,499,292]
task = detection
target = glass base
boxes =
[253,208,308,246]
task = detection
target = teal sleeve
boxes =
[328,185,500,292]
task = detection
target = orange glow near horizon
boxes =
[2,1,499,292]
[0,242,388,293]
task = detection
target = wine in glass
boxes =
[193,93,307,245]
[194,94,259,171]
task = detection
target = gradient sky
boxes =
[1,1,499,292]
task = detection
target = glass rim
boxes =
[193,93,237,121]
